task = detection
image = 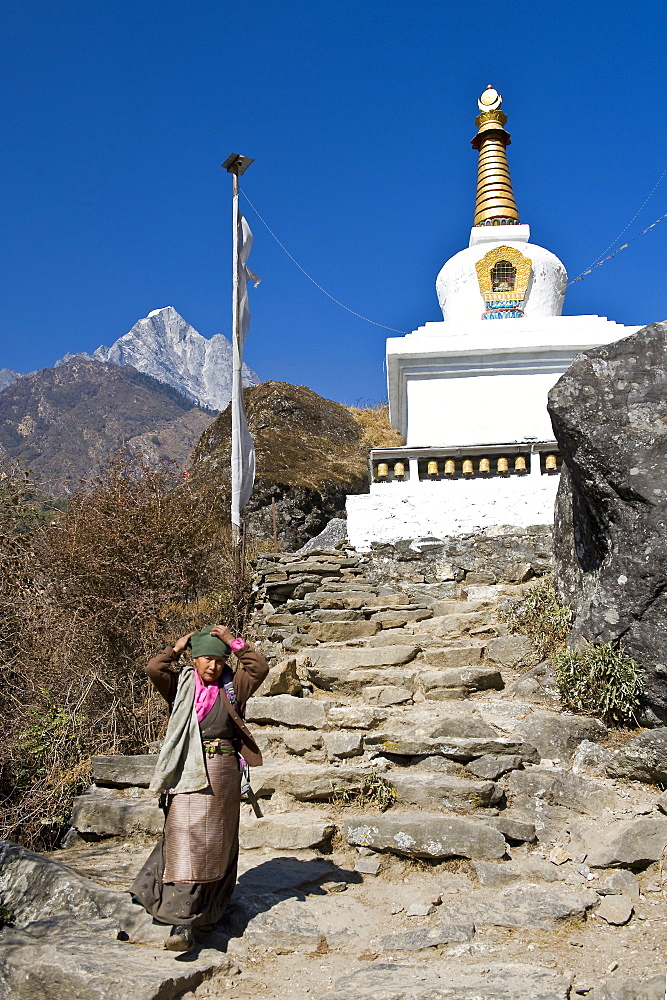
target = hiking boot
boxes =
[164,924,195,952]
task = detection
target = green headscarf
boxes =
[190,626,231,658]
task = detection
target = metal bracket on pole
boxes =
[221,154,254,175]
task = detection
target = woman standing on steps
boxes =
[131,624,269,952]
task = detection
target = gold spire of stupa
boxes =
[471,86,520,227]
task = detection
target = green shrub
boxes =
[553,643,644,727]
[501,576,645,727]
[500,577,572,660]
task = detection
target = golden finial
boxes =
[478,86,502,111]
[471,86,520,227]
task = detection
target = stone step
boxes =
[71,782,338,851]
[257,761,504,812]
[307,665,417,695]
[363,684,415,706]
[366,630,436,647]
[246,694,328,729]
[302,644,419,670]
[419,611,503,637]
[306,594,376,610]
[240,811,335,850]
[387,772,503,811]
[305,620,380,642]
[366,607,433,622]
[343,811,507,859]
[418,666,504,695]
[326,961,572,1000]
[307,609,367,622]
[71,789,163,838]
[429,599,490,616]
[92,755,156,788]
[420,643,488,668]
[369,734,540,763]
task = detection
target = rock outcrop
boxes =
[548,321,667,722]
[188,383,403,550]
[0,841,235,999]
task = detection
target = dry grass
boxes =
[348,404,405,450]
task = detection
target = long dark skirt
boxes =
[131,750,241,927]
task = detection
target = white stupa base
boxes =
[346,474,560,550]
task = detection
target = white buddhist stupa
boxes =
[346,86,639,549]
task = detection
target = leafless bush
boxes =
[0,457,254,849]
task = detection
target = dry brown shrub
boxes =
[0,457,254,850]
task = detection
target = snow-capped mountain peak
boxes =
[62,306,260,411]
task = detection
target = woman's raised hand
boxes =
[172,632,194,655]
[211,624,235,647]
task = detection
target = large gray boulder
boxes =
[606,727,667,784]
[548,322,667,722]
[0,841,233,999]
[585,816,667,869]
[517,710,607,762]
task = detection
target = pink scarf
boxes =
[193,669,220,722]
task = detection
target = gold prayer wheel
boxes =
[377,462,389,479]
[545,454,558,471]
[497,457,509,474]
[462,458,474,475]
[427,460,439,477]
[394,461,406,478]
[444,459,456,476]
[514,455,527,472]
[479,457,490,474]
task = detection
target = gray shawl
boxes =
[148,663,209,795]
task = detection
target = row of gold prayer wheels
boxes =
[375,454,559,480]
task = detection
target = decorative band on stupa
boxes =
[471,86,520,228]
[475,245,532,320]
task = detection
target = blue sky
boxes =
[2,0,667,405]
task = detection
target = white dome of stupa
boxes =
[436,228,568,322]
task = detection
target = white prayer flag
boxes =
[231,211,257,528]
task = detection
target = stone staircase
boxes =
[29,547,667,999]
[68,548,551,857]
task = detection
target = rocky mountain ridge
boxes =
[57,306,260,410]
[0,369,20,392]
[0,357,214,494]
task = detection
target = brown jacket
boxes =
[146,643,269,767]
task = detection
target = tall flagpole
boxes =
[231,167,241,551]
[221,154,254,569]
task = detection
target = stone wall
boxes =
[363,526,553,587]
[252,526,553,607]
